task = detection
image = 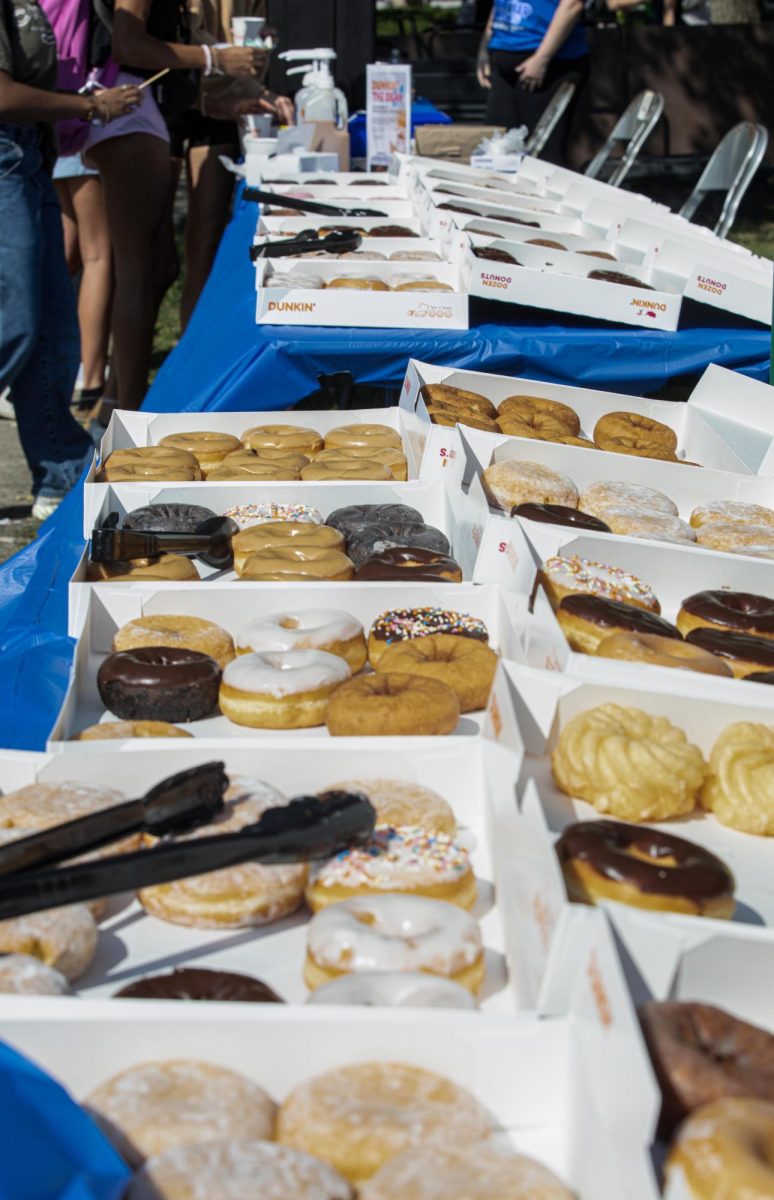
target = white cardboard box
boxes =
[257,214,426,238]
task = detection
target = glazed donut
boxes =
[97,647,222,723]
[73,719,193,740]
[347,524,450,570]
[223,502,323,532]
[361,1144,574,1200]
[236,609,366,672]
[276,1063,490,1183]
[85,554,200,582]
[497,394,580,436]
[0,780,125,829]
[696,522,774,554]
[233,521,344,575]
[596,509,695,543]
[375,632,498,713]
[685,628,774,678]
[594,411,677,455]
[304,894,483,988]
[308,971,476,1009]
[513,503,611,533]
[639,1001,774,1134]
[481,460,579,512]
[326,673,460,737]
[123,503,217,533]
[267,270,325,289]
[112,615,235,669]
[240,547,355,582]
[326,503,423,537]
[390,250,442,262]
[158,431,241,474]
[418,384,497,418]
[0,905,97,981]
[128,1141,352,1200]
[578,480,678,518]
[241,424,323,454]
[367,607,488,667]
[690,500,774,529]
[538,555,660,612]
[86,1061,276,1167]
[96,447,202,483]
[556,594,681,655]
[219,648,350,729]
[700,721,774,834]
[0,953,70,995]
[677,590,774,639]
[138,782,307,926]
[207,461,301,482]
[667,1098,774,1200]
[354,547,462,583]
[556,819,735,917]
[301,460,393,482]
[595,632,732,677]
[324,423,402,452]
[115,966,283,1002]
[326,277,389,291]
[323,779,455,834]
[552,703,707,821]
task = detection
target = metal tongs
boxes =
[243,185,386,219]
[0,762,376,921]
[91,512,238,571]
[250,229,362,261]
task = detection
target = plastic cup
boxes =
[231,16,265,45]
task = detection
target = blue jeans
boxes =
[0,123,92,495]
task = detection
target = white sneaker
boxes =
[31,494,63,521]
[0,388,16,421]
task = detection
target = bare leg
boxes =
[70,176,112,393]
[54,179,81,277]
[180,143,234,329]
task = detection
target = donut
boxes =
[639,1001,774,1135]
[556,595,681,655]
[552,435,598,449]
[223,502,323,532]
[596,442,678,463]
[301,460,393,481]
[347,524,449,570]
[219,649,350,729]
[427,407,499,432]
[552,703,707,821]
[696,522,774,554]
[112,616,235,670]
[354,547,462,583]
[268,270,325,289]
[236,609,366,673]
[747,670,774,685]
[685,628,774,678]
[690,500,774,530]
[314,446,408,481]
[304,894,483,988]
[0,780,125,829]
[228,447,310,468]
[233,522,345,575]
[595,632,733,676]
[472,246,520,264]
[556,819,735,917]
[276,1063,490,1182]
[326,674,460,737]
[578,481,678,518]
[123,503,217,533]
[128,1142,352,1200]
[597,509,695,542]
[667,1098,774,1200]
[418,385,497,418]
[594,411,677,455]
[497,394,580,436]
[513,503,611,533]
[341,250,387,259]
[390,250,442,262]
[361,1144,574,1200]
[326,504,423,537]
[0,953,70,995]
[115,967,284,1002]
[324,424,402,452]
[578,249,617,260]
[240,547,355,582]
[700,721,774,834]
[0,905,97,981]
[677,590,774,639]
[241,424,323,454]
[526,237,568,249]
[73,720,193,740]
[97,648,222,723]
[207,461,301,482]
[374,632,498,713]
[481,460,578,512]
[96,447,202,483]
[538,555,660,612]
[85,554,200,582]
[86,1061,276,1167]
[391,278,454,293]
[367,608,488,667]
[368,225,418,237]
[158,431,242,474]
[587,268,650,287]
[495,413,572,441]
[326,277,390,291]
[323,779,455,834]
[308,972,476,1009]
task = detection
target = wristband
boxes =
[202,43,213,75]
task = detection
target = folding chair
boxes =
[525,80,576,157]
[584,90,664,187]
[678,122,769,239]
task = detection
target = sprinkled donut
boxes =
[236,609,366,672]
[223,502,323,531]
[367,608,488,666]
[537,555,660,613]
[219,648,350,729]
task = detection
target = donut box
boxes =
[263,191,415,216]
[257,214,426,239]
[658,239,773,326]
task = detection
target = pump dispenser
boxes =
[280,48,349,129]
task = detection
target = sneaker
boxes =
[0,388,16,422]
[32,451,94,522]
[31,494,64,521]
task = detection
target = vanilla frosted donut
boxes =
[301,460,393,482]
[0,905,97,981]
[361,1143,574,1200]
[87,1060,276,1167]
[85,554,200,582]
[538,555,660,612]
[240,546,354,582]
[482,460,578,512]
[0,952,70,994]
[579,480,678,518]
[241,424,323,454]
[236,609,366,673]
[233,522,344,575]
[691,500,774,530]
[223,502,323,531]
[129,1141,353,1200]
[112,615,235,669]
[324,423,402,451]
[219,649,350,729]
[325,779,455,834]
[307,971,476,1009]
[158,432,242,474]
[304,895,484,993]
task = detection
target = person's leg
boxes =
[485,50,531,128]
[54,178,82,276]
[70,175,113,393]
[539,55,590,167]
[180,141,235,328]
[486,49,589,168]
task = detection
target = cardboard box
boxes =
[683,365,774,474]
[414,124,505,163]
[257,214,426,238]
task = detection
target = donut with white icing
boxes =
[236,610,366,673]
[219,649,350,729]
[307,969,477,1009]
[537,554,660,613]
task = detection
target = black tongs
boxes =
[250,229,362,261]
[0,787,376,921]
[92,513,238,570]
[244,186,386,219]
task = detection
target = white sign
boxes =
[366,62,412,170]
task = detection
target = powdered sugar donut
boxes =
[325,778,455,834]
[0,781,125,829]
[236,610,366,673]
[482,460,578,512]
[0,905,97,981]
[361,1143,574,1200]
[691,500,774,530]
[222,502,323,532]
[600,510,696,543]
[0,953,70,994]
[579,480,678,518]
[219,649,350,729]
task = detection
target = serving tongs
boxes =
[91,513,238,570]
[0,787,376,921]
[250,229,362,261]
[243,186,387,219]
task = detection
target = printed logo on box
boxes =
[543,652,561,672]
[479,271,512,291]
[439,445,456,460]
[488,693,503,740]
[497,540,518,570]
[268,301,316,313]
[471,523,482,549]
[531,889,553,952]
[407,302,454,321]
[587,950,613,1029]
[696,275,727,296]
[630,297,667,319]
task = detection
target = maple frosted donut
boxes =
[219,648,350,729]
[277,1062,490,1183]
[233,521,344,575]
[481,460,578,512]
[207,460,301,482]
[305,825,476,911]
[85,554,200,582]
[677,590,774,639]
[578,480,678,518]
[375,632,498,713]
[326,673,460,737]
[112,615,235,669]
[556,594,682,655]
[391,277,455,293]
[304,894,484,992]
[308,971,476,1009]
[241,424,323,455]
[96,446,202,482]
[595,632,733,677]
[325,779,456,834]
[222,448,310,472]
[598,509,695,543]
[696,522,774,554]
[367,608,488,667]
[0,953,70,995]
[86,1060,276,1167]
[158,431,242,474]
[324,423,402,452]
[538,555,660,613]
[301,459,393,482]
[223,502,323,532]
[240,547,355,583]
[361,1144,574,1200]
[314,445,408,482]
[73,719,193,740]
[667,1097,774,1200]
[0,905,97,981]
[236,609,366,673]
[690,500,774,530]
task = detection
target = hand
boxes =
[476,44,491,89]
[93,83,142,121]
[515,53,548,91]
[261,92,295,125]
[216,45,261,77]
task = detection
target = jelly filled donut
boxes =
[355,547,462,583]
[482,460,578,512]
[74,720,192,740]
[0,953,70,995]
[538,555,660,613]
[368,608,488,667]
[236,609,366,673]
[308,971,476,1009]
[375,632,498,712]
[595,632,733,677]
[677,590,774,639]
[556,819,735,917]
[326,673,460,737]
[219,649,350,729]
[98,647,221,723]
[685,628,774,678]
[556,594,681,655]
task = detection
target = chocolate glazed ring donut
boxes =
[513,503,611,533]
[346,524,450,570]
[473,246,520,265]
[326,504,424,537]
[557,594,681,651]
[115,967,284,1002]
[639,1001,774,1136]
[678,590,774,639]
[97,647,222,723]
[123,503,218,533]
[587,268,652,289]
[685,628,774,677]
[355,546,462,583]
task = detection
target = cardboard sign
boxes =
[366,63,412,170]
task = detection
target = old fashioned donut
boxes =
[115,967,284,1003]
[326,503,423,537]
[301,460,393,482]
[700,721,774,834]
[556,819,735,917]
[276,1062,490,1183]
[240,546,355,582]
[696,522,774,555]
[514,503,611,533]
[326,276,389,291]
[361,1144,574,1200]
[668,1097,774,1200]
[96,447,202,483]
[538,555,660,612]
[324,423,402,452]
[594,411,677,455]
[374,632,497,713]
[324,779,455,834]
[112,615,235,669]
[419,384,497,418]
[552,703,707,821]
[556,594,681,655]
[685,629,774,678]
[0,905,97,981]
[223,502,323,532]
[241,424,323,454]
[367,608,488,667]
[595,632,733,677]
[347,524,449,570]
[233,522,344,575]
[355,547,462,583]
[98,647,221,723]
[74,720,192,740]
[640,1001,774,1135]
[87,1061,276,1167]
[482,460,578,512]
[0,953,70,995]
[326,674,460,737]
[579,480,678,518]
[427,407,499,432]
[219,648,350,729]
[690,500,774,530]
[237,609,366,673]
[308,972,475,1010]
[123,503,216,533]
[497,394,580,435]
[304,894,483,988]
[85,554,200,582]
[158,431,241,474]
[678,591,774,639]
[597,509,695,542]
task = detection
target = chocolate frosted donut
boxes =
[347,524,449,569]
[685,628,774,677]
[588,268,651,289]
[747,671,774,685]
[437,202,479,215]
[123,503,218,533]
[678,590,774,638]
[490,214,540,228]
[115,967,284,1002]
[513,503,611,533]
[557,594,681,655]
[97,647,222,723]
[368,224,418,237]
[356,546,462,583]
[473,246,520,265]
[326,503,424,537]
[640,1001,774,1136]
[525,238,567,250]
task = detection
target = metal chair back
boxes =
[525,80,576,157]
[678,122,769,238]
[584,90,665,187]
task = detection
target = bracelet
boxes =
[202,43,213,76]
[210,45,224,75]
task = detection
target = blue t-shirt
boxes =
[488,0,588,58]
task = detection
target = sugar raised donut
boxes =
[700,721,774,834]
[326,673,460,737]
[73,720,193,740]
[579,480,678,518]
[361,1143,574,1200]
[112,615,235,669]
[482,460,578,512]
[595,632,732,677]
[0,780,125,828]
[219,649,350,729]
[0,953,70,995]
[690,500,774,530]
[0,904,97,981]
[375,632,498,712]
[236,609,366,673]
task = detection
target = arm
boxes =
[0,68,141,123]
[111,0,260,76]
[515,0,584,90]
[662,0,677,24]
[476,10,494,88]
